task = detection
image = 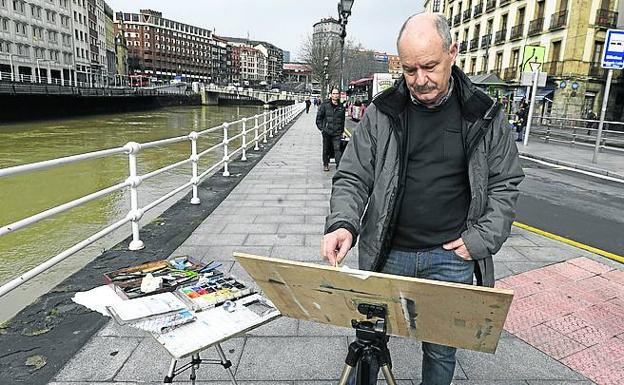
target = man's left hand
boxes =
[443,237,472,260]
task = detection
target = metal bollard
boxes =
[241,117,247,161]
[124,142,145,250]
[189,131,200,204]
[222,122,230,177]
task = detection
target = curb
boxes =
[518,151,624,181]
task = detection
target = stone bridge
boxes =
[199,85,307,105]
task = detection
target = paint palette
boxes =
[176,274,253,311]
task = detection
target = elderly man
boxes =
[321,13,524,385]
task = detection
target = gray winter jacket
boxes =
[325,67,524,287]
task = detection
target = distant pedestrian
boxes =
[585,110,597,135]
[305,99,311,113]
[515,105,528,142]
[316,87,345,171]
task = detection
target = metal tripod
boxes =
[163,343,238,385]
[337,304,398,385]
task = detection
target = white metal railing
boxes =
[0,102,306,297]
[528,115,624,152]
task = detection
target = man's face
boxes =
[399,34,457,106]
[330,89,340,103]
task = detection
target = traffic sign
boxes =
[522,45,545,72]
[520,72,547,87]
[602,29,624,69]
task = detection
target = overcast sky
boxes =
[106,0,425,60]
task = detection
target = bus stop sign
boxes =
[602,29,624,69]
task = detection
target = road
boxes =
[516,158,624,256]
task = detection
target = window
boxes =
[592,41,604,63]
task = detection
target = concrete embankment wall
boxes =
[0,93,201,122]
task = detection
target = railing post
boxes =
[545,126,550,143]
[189,131,200,204]
[222,122,230,176]
[124,142,145,251]
[269,109,275,138]
[241,117,248,161]
[254,114,260,150]
[263,107,268,143]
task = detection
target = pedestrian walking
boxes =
[515,104,528,141]
[305,99,312,113]
[316,87,346,171]
[320,13,524,385]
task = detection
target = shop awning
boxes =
[514,88,555,102]
[349,77,373,86]
[468,73,507,86]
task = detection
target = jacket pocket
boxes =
[443,126,463,160]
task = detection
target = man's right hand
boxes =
[321,228,353,267]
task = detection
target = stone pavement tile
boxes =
[546,314,593,335]
[53,336,142,381]
[306,215,326,224]
[456,337,586,381]
[494,262,515,280]
[284,194,329,201]
[193,222,228,234]
[115,337,244,382]
[246,316,298,336]
[515,324,566,347]
[202,246,271,261]
[537,335,587,360]
[452,382,527,385]
[97,320,150,338]
[525,381,595,385]
[202,214,257,224]
[566,325,611,347]
[254,215,305,224]
[270,188,306,194]
[305,200,330,208]
[270,246,322,262]
[602,269,624,285]
[297,320,354,337]
[504,261,552,275]
[305,234,323,247]
[231,207,285,216]
[515,247,585,263]
[295,381,413,385]
[277,224,324,234]
[263,200,306,208]
[560,338,624,385]
[568,257,616,275]
[494,247,534,262]
[222,223,278,234]
[283,207,328,216]
[504,233,539,247]
[307,188,329,194]
[244,234,305,246]
[186,233,248,246]
[235,336,347,380]
[49,382,139,385]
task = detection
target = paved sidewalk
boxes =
[516,139,624,180]
[50,110,623,385]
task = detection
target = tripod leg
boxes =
[164,358,177,383]
[190,353,198,385]
[380,364,398,385]
[215,343,238,385]
[337,364,355,385]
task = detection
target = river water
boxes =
[0,105,263,321]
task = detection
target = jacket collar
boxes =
[373,65,494,123]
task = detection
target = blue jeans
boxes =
[349,247,474,385]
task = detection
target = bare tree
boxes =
[298,34,342,90]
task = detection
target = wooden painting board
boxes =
[234,253,514,353]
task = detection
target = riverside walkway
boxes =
[33,110,624,384]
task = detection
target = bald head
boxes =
[396,13,452,54]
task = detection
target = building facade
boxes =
[72,0,91,85]
[312,17,341,48]
[238,45,266,83]
[222,36,283,85]
[425,0,624,119]
[114,30,127,83]
[115,9,213,84]
[104,2,115,84]
[0,0,75,84]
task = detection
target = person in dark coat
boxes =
[305,98,311,113]
[316,87,346,171]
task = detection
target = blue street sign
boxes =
[602,29,624,69]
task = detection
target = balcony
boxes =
[469,37,479,51]
[588,63,607,79]
[494,29,507,45]
[595,9,618,29]
[499,0,511,6]
[481,34,492,47]
[503,66,518,81]
[549,10,568,30]
[486,0,496,12]
[459,41,468,53]
[510,24,524,40]
[528,18,544,36]
[454,14,461,26]
[463,9,472,22]
[544,61,563,76]
[474,4,483,17]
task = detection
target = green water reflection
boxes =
[0,105,263,285]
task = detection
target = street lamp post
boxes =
[337,0,354,96]
[323,55,329,99]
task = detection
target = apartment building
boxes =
[222,36,283,85]
[72,0,90,84]
[426,0,624,119]
[0,0,75,84]
[115,9,214,83]
[237,45,267,83]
